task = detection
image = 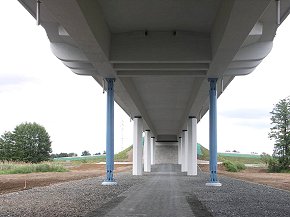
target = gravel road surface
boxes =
[0,165,289,217]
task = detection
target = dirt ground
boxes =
[0,164,132,195]
[199,164,290,191]
[1,163,289,195]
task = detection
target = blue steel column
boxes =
[102,78,117,185]
[206,78,222,186]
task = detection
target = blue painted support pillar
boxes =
[102,78,117,185]
[206,78,222,187]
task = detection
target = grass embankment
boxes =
[54,146,133,164]
[199,144,263,172]
[0,163,68,175]
[198,145,262,164]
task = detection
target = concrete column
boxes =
[151,136,155,165]
[181,130,187,172]
[192,117,198,175]
[102,78,117,185]
[133,117,143,175]
[178,136,182,165]
[187,117,197,176]
[185,130,188,172]
[144,130,151,172]
[206,78,222,186]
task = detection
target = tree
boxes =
[0,131,17,162]
[81,150,91,156]
[269,97,290,171]
[68,152,77,157]
[0,122,52,163]
[260,152,271,165]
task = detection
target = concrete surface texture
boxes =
[17,0,290,140]
[155,142,178,164]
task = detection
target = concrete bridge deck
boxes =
[1,164,289,217]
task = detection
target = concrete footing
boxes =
[205,182,222,187]
[102,181,118,186]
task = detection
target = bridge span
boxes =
[18,0,290,185]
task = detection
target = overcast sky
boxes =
[1,2,290,155]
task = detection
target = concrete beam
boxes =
[119,77,157,136]
[117,70,206,77]
[41,0,115,78]
[208,0,272,77]
[110,31,211,63]
[113,63,209,71]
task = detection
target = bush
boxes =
[223,160,238,172]
[223,160,246,172]
[268,158,283,172]
[260,152,272,165]
[236,162,246,171]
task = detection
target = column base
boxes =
[102,180,117,186]
[205,182,222,187]
[187,172,197,176]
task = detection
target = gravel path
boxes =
[0,166,290,217]
[0,172,147,217]
[185,172,290,217]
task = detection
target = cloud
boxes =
[218,108,272,130]
[0,74,34,92]
[234,118,271,129]
[219,108,270,119]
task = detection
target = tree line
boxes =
[0,122,51,163]
[267,96,290,172]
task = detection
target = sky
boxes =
[1,2,290,156]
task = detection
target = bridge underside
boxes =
[18,0,290,184]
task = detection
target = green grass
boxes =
[218,153,261,158]
[0,163,68,175]
[280,169,290,173]
[222,160,246,172]
[198,144,262,164]
[218,156,262,164]
[54,145,133,163]
[54,155,106,164]
[114,145,132,161]
[198,145,210,160]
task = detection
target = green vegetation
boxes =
[54,146,133,163]
[0,163,68,175]
[198,144,209,160]
[268,97,290,172]
[0,122,52,163]
[81,150,91,156]
[114,146,132,161]
[198,144,262,164]
[218,155,262,164]
[222,160,246,172]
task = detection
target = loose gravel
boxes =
[0,172,147,217]
[0,166,290,217]
[150,164,290,216]
[182,172,290,217]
